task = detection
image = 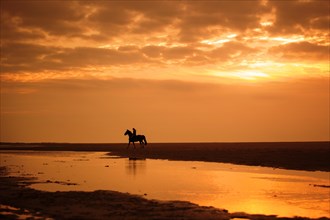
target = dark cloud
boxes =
[162,46,197,60]
[126,1,182,34]
[1,43,148,73]
[310,16,329,30]
[185,0,267,21]
[267,0,330,34]
[269,41,329,61]
[2,1,86,37]
[1,43,61,73]
[76,1,181,38]
[51,47,147,67]
[141,46,165,58]
[118,45,139,52]
[86,2,135,38]
[124,1,183,19]
[1,12,46,42]
[177,1,268,42]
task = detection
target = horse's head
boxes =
[124,129,131,136]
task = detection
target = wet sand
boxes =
[0,168,229,220]
[1,167,328,220]
[1,142,329,171]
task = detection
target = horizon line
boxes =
[1,141,329,145]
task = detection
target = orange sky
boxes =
[1,0,329,143]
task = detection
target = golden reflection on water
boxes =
[0,151,329,218]
[126,159,146,176]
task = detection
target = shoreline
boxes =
[0,167,229,220]
[1,167,328,220]
[1,142,329,172]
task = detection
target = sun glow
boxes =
[201,39,231,45]
[233,71,270,80]
[213,70,270,81]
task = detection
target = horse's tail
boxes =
[144,136,147,145]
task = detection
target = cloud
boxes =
[1,0,328,81]
[1,1,269,44]
[177,1,268,42]
[1,43,149,74]
[125,1,182,34]
[208,42,257,62]
[269,41,329,62]
[2,39,260,75]
[267,0,330,34]
[2,0,328,43]
[1,12,46,42]
[51,47,146,66]
[141,45,165,58]
[1,43,61,73]
[162,46,197,60]
[1,1,86,38]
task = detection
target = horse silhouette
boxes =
[124,129,147,148]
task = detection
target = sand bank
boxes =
[1,142,329,171]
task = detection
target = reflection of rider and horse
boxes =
[124,128,147,148]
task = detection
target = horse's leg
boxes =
[143,136,147,146]
[127,141,130,149]
[133,141,136,148]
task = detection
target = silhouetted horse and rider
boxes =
[124,128,147,148]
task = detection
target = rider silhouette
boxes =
[132,128,136,138]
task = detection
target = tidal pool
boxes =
[0,151,329,218]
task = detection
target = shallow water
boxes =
[0,151,329,218]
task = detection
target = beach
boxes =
[1,169,230,220]
[0,142,329,219]
[1,142,329,171]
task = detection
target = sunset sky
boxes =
[1,0,329,143]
